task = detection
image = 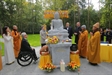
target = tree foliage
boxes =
[100,0,112,28]
[0,0,112,34]
[0,0,45,34]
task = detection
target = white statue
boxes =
[48,11,69,41]
[51,12,67,32]
[51,12,64,30]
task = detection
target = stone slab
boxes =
[49,43,71,65]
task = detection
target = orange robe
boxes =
[70,54,80,66]
[38,54,51,69]
[0,52,2,70]
[11,30,21,58]
[78,30,88,58]
[87,31,101,63]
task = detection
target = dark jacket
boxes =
[20,38,38,60]
[20,38,32,52]
[106,31,112,43]
[64,26,73,39]
[100,31,104,41]
[74,26,81,44]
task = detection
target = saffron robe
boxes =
[11,30,21,58]
[78,30,88,57]
[87,31,101,63]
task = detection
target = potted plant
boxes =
[42,63,56,72]
[67,61,80,71]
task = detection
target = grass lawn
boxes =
[72,35,75,44]
[0,42,4,56]
[27,34,41,47]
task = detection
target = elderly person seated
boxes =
[38,45,51,69]
[20,32,38,62]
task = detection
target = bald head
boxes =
[40,45,49,52]
[13,25,18,31]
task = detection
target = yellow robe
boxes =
[87,31,101,63]
[0,52,2,70]
[70,54,80,66]
[78,30,88,58]
[38,54,51,69]
[11,30,21,58]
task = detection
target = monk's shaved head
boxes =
[13,25,18,30]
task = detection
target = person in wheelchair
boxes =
[20,32,38,62]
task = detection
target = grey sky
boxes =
[32,0,100,10]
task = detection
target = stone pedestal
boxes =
[48,42,71,65]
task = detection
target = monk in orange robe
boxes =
[87,22,101,65]
[78,25,88,58]
[11,25,21,58]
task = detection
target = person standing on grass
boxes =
[40,25,48,47]
[64,22,73,39]
[2,26,15,65]
[11,25,21,58]
[78,25,88,58]
[74,22,81,44]
[87,22,101,66]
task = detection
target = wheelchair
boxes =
[17,51,35,67]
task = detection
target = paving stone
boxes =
[0,46,112,75]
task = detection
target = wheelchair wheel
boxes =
[17,52,33,66]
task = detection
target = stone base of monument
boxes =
[48,42,71,66]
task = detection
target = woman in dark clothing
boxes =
[100,28,104,41]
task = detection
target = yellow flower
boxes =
[47,36,58,44]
